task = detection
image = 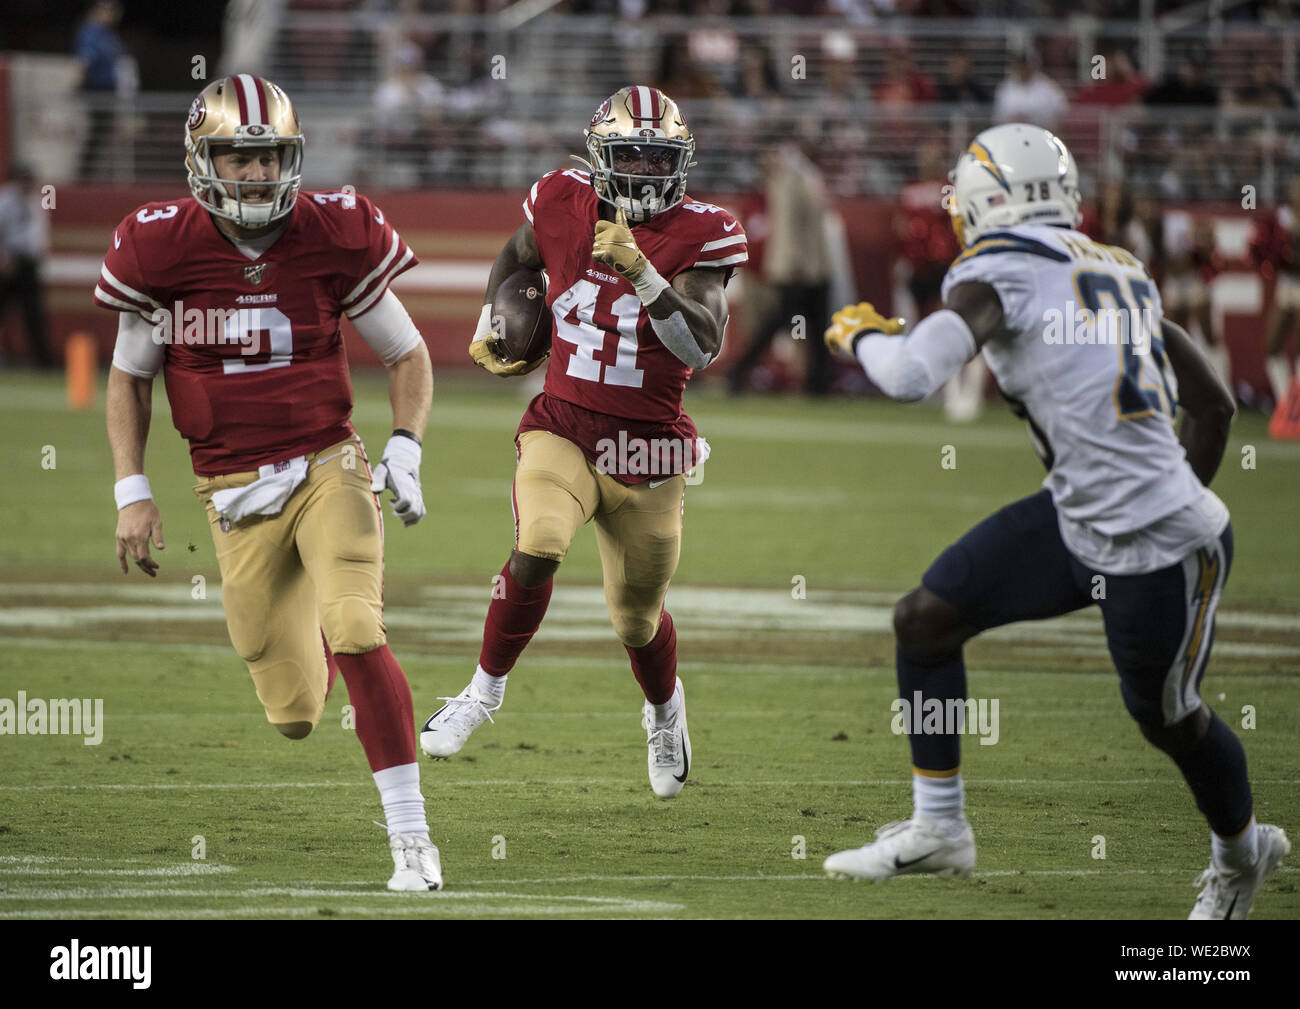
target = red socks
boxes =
[478,561,553,676]
[627,610,677,705]
[334,645,415,771]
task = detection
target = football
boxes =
[493,269,551,364]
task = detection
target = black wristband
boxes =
[850,329,879,354]
[392,428,422,446]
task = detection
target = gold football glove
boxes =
[824,302,906,355]
[469,333,548,377]
[592,207,648,283]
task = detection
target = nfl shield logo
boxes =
[244,263,267,286]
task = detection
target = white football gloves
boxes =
[370,434,425,526]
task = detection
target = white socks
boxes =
[1212,819,1259,873]
[651,680,682,724]
[472,664,507,708]
[374,762,428,836]
[913,770,965,826]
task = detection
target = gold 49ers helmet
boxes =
[184,74,304,228]
[581,85,695,221]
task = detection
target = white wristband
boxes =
[632,262,671,305]
[474,303,495,341]
[114,474,152,510]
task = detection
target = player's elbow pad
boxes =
[855,309,976,402]
[651,311,713,370]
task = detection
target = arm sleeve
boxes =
[854,309,976,402]
[340,196,419,319]
[111,311,165,379]
[351,289,425,366]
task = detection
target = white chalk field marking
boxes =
[0,864,235,877]
[2,582,1297,659]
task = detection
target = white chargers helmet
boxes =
[947,123,1082,247]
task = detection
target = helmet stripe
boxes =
[232,76,249,124]
[634,85,655,122]
[235,74,264,125]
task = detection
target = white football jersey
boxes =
[941,223,1228,574]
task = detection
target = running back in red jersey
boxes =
[522,168,748,424]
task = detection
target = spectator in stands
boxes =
[873,48,937,107]
[728,142,834,396]
[895,140,985,421]
[937,51,990,108]
[74,0,123,180]
[1250,175,1300,405]
[655,32,724,99]
[993,52,1068,130]
[688,0,743,92]
[821,29,870,114]
[374,42,445,186]
[1074,48,1150,108]
[1144,55,1219,107]
[1163,212,1229,387]
[0,165,54,369]
[1230,62,1296,109]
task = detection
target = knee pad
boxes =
[611,611,658,649]
[516,513,575,562]
[322,594,385,654]
[274,720,314,740]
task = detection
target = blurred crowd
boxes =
[349,12,1300,205]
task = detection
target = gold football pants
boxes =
[512,429,685,648]
[194,436,386,729]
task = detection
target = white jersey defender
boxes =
[941,221,1228,573]
[822,123,1288,920]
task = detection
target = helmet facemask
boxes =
[585,134,693,222]
[186,129,303,229]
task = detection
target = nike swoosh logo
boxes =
[647,479,670,489]
[114,231,121,249]
[673,745,689,783]
[374,209,385,225]
[893,850,941,869]
[316,450,347,466]
[723,221,737,232]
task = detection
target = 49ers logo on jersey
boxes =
[186,95,206,131]
[244,263,267,286]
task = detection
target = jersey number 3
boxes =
[221,307,293,374]
[551,279,645,388]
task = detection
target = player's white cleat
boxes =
[823,816,976,881]
[643,678,690,798]
[1188,824,1290,920]
[420,683,499,758]
[386,832,443,892]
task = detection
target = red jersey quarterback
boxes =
[420,85,748,797]
[99,74,442,891]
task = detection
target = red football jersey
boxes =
[517,169,747,480]
[94,191,416,475]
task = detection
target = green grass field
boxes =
[1,369,1296,920]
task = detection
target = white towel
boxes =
[210,456,309,522]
